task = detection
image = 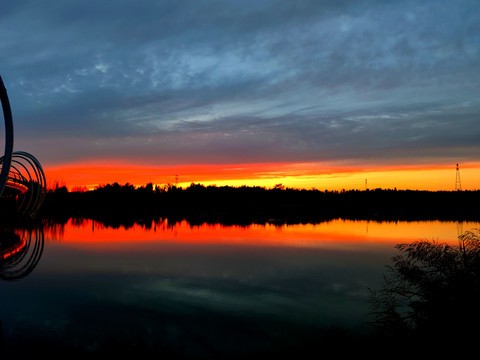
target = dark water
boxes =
[0,219,474,358]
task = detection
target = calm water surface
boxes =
[0,218,476,358]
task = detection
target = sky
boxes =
[1,0,479,190]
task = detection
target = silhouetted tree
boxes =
[369,228,480,349]
[39,184,480,222]
[53,185,68,194]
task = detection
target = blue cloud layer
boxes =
[1,0,479,166]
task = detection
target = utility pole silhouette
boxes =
[175,175,179,188]
[455,164,462,191]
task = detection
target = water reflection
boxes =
[40,217,477,249]
[0,217,478,358]
[0,226,44,281]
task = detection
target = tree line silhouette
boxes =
[39,182,480,224]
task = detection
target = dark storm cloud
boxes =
[2,0,479,165]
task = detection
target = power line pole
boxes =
[455,163,462,191]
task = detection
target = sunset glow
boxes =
[3,1,480,356]
[4,1,479,194]
[45,161,480,192]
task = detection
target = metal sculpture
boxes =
[0,76,46,217]
[0,227,44,280]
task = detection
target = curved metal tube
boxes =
[0,228,44,281]
[0,151,47,217]
[0,79,47,273]
[0,77,46,217]
[0,76,14,198]
[16,152,47,216]
[11,159,34,212]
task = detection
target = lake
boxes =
[0,218,477,358]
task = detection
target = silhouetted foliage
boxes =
[38,183,480,224]
[369,228,480,351]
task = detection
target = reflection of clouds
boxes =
[326,281,370,298]
[0,227,44,281]
[133,278,296,311]
[123,271,373,328]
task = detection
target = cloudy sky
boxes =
[1,0,479,189]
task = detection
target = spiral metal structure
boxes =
[0,76,46,217]
[0,227,44,281]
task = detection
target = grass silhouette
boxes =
[369,228,480,354]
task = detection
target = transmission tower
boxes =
[455,164,462,191]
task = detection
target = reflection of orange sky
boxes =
[0,237,27,259]
[47,218,478,251]
[45,160,480,191]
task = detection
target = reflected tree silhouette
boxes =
[369,228,480,351]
